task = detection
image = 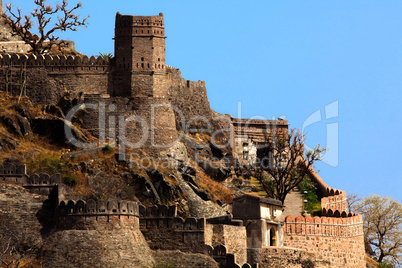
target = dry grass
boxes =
[196,168,233,204]
[190,132,211,144]
[365,254,378,268]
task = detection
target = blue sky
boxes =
[9,0,402,202]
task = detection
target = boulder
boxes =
[1,115,23,136]
[15,115,31,136]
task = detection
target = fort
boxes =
[0,9,367,268]
[0,160,366,267]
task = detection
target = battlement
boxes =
[59,199,140,216]
[321,190,348,214]
[139,204,205,231]
[115,13,165,37]
[283,214,366,267]
[284,214,363,238]
[0,53,112,72]
[0,162,26,176]
[0,162,61,195]
[57,199,140,230]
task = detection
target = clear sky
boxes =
[9,0,402,202]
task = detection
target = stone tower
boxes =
[114,12,167,97]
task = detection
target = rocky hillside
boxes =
[0,91,255,266]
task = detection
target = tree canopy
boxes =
[354,194,402,265]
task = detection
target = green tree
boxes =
[1,0,89,54]
[354,195,402,265]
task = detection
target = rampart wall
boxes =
[139,204,207,253]
[165,67,213,130]
[205,223,248,265]
[0,162,26,176]
[55,201,252,267]
[321,191,347,214]
[260,246,328,268]
[79,94,178,153]
[0,53,112,104]
[284,214,365,268]
[57,199,140,230]
[0,162,61,195]
[0,53,214,136]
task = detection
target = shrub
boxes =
[62,174,79,187]
[298,176,320,215]
[102,144,114,154]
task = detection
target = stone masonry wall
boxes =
[79,94,178,153]
[260,246,328,268]
[41,229,154,268]
[0,53,112,105]
[57,199,140,230]
[165,66,213,131]
[139,204,208,254]
[284,214,366,268]
[321,191,347,214]
[0,184,48,258]
[205,223,248,265]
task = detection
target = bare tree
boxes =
[355,195,402,265]
[346,192,361,212]
[251,128,324,204]
[1,0,89,54]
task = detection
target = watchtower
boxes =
[114,12,167,97]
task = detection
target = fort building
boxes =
[0,9,367,267]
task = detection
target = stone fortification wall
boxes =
[0,162,26,176]
[80,94,178,152]
[57,199,139,230]
[0,54,214,148]
[165,66,213,130]
[284,214,365,268]
[0,41,31,53]
[260,247,327,268]
[205,223,248,265]
[321,190,347,215]
[0,184,47,258]
[44,198,153,267]
[139,204,207,253]
[1,162,61,195]
[0,53,112,105]
[42,228,153,268]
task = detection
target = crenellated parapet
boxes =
[139,204,208,254]
[283,214,366,267]
[0,162,61,194]
[139,204,205,232]
[284,214,363,238]
[321,190,348,214]
[57,199,140,230]
[0,53,113,72]
[0,163,26,177]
